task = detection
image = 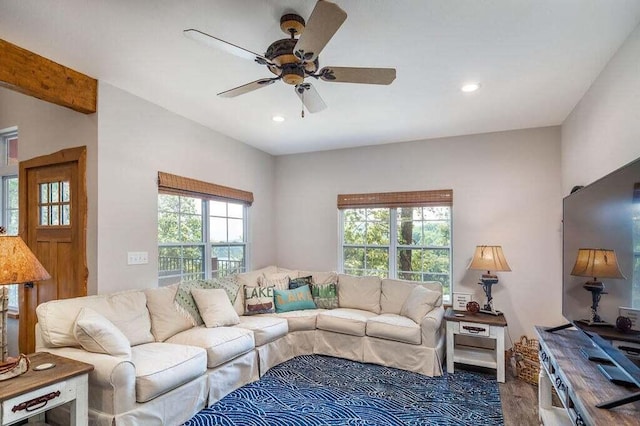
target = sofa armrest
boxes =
[38,346,136,415]
[420,305,445,347]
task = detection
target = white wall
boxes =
[0,86,98,355]
[562,24,640,193]
[0,87,99,294]
[275,126,563,339]
[96,83,276,293]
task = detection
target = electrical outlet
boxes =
[127,251,149,265]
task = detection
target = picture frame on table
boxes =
[619,307,640,331]
[453,293,472,311]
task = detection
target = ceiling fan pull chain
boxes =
[301,91,305,118]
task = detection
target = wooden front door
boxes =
[18,146,87,353]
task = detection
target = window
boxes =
[1,129,19,310]
[157,172,252,286]
[2,176,18,236]
[339,190,453,302]
[38,181,71,226]
[2,130,18,166]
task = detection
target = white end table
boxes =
[1,352,93,426]
[445,308,507,383]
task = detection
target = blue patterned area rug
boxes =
[184,355,503,426]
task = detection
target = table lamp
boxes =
[467,245,511,315]
[0,230,51,378]
[570,248,625,326]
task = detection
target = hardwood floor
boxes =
[455,364,540,425]
[499,372,539,425]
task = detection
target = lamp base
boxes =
[576,318,612,327]
[480,308,503,316]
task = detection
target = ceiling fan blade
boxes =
[295,83,327,113]
[218,79,278,98]
[294,1,347,62]
[319,67,396,85]
[184,29,269,64]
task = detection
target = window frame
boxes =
[338,200,453,303]
[1,129,18,167]
[157,194,250,286]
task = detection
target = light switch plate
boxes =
[127,251,149,265]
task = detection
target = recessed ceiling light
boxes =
[461,83,481,93]
[272,115,285,122]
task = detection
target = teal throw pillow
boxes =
[274,285,316,313]
[312,282,339,309]
[289,275,313,290]
[244,286,275,315]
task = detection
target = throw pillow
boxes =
[289,275,313,290]
[191,288,240,328]
[174,277,241,325]
[244,286,276,315]
[145,284,194,342]
[73,307,131,358]
[258,273,290,291]
[311,282,339,309]
[400,285,441,323]
[274,285,316,313]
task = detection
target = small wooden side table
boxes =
[445,308,508,382]
[0,352,93,426]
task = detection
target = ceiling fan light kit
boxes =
[184,0,396,116]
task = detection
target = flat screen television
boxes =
[562,155,640,407]
[563,157,640,324]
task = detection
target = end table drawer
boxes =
[2,380,74,425]
[459,322,490,337]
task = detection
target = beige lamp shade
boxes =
[467,245,511,272]
[570,248,626,279]
[0,236,51,285]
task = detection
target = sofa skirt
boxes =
[47,374,208,426]
[256,331,317,376]
[314,330,364,362]
[207,350,259,404]
[363,332,446,377]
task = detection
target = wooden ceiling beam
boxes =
[0,38,97,114]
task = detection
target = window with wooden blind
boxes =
[338,190,453,301]
[157,172,252,286]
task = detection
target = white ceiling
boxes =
[1,1,640,155]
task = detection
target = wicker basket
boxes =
[513,335,540,385]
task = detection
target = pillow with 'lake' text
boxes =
[274,285,316,313]
[244,286,275,315]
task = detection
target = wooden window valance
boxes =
[337,189,452,209]
[158,172,254,205]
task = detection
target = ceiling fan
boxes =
[184,0,396,116]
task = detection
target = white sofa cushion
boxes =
[73,307,132,358]
[166,326,254,368]
[316,308,377,337]
[380,278,443,314]
[337,274,381,314]
[380,278,416,315]
[400,285,441,323]
[192,288,240,328]
[366,314,421,345]
[269,309,325,332]
[258,272,291,290]
[36,290,154,347]
[236,266,278,288]
[131,342,206,403]
[145,284,194,342]
[235,316,288,346]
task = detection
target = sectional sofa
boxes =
[35,266,446,426]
